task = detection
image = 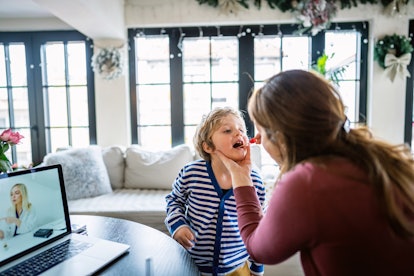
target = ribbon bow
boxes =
[384,53,412,82]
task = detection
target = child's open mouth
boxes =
[233,141,243,148]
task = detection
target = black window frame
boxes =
[128,22,369,147]
[0,30,96,165]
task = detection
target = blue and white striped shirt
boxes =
[165,159,266,276]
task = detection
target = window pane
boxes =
[45,87,68,127]
[0,44,5,86]
[69,86,89,126]
[282,36,310,70]
[71,128,90,148]
[337,80,359,122]
[11,87,30,127]
[67,42,87,85]
[211,37,238,81]
[211,83,238,109]
[183,38,211,82]
[184,83,211,125]
[139,126,171,150]
[137,84,170,125]
[9,44,27,86]
[254,35,282,81]
[48,128,69,152]
[44,43,65,86]
[0,88,9,127]
[16,128,32,168]
[136,36,170,84]
[184,125,197,147]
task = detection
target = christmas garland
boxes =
[91,47,124,80]
[196,0,392,35]
[196,0,391,12]
[374,34,413,69]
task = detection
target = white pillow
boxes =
[43,146,112,200]
[102,145,125,189]
[124,144,194,190]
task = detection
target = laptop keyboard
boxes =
[1,239,93,276]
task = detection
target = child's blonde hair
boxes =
[194,107,246,161]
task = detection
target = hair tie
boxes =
[342,117,351,133]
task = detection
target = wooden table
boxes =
[70,215,199,276]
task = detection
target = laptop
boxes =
[0,164,130,275]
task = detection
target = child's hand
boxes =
[173,226,196,250]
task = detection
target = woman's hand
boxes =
[173,226,196,250]
[5,217,20,226]
[214,145,253,189]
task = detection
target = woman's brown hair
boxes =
[248,69,414,238]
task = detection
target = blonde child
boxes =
[165,107,266,276]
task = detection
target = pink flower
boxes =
[0,128,24,145]
[0,128,24,173]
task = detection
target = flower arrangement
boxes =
[0,128,24,173]
[295,0,337,35]
[374,34,413,82]
[91,47,124,80]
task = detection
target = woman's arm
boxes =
[17,208,37,234]
[234,165,316,264]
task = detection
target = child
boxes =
[165,107,266,276]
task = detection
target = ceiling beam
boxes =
[33,0,126,41]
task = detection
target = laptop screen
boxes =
[0,165,71,266]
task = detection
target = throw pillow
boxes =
[102,145,125,189]
[124,144,194,190]
[43,146,112,200]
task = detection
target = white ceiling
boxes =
[0,0,126,41]
[0,0,54,18]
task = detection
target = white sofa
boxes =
[41,144,263,235]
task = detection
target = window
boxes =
[129,23,369,152]
[42,41,92,152]
[0,42,32,166]
[0,31,95,166]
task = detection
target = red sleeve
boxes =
[234,164,317,264]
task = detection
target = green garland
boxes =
[195,0,294,11]
[196,0,391,12]
[374,34,413,69]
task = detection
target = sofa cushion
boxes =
[67,188,170,233]
[43,146,112,200]
[124,144,193,189]
[102,145,125,189]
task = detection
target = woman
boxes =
[215,70,414,275]
[0,183,37,239]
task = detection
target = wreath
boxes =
[374,34,413,81]
[91,47,124,80]
[374,34,413,69]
